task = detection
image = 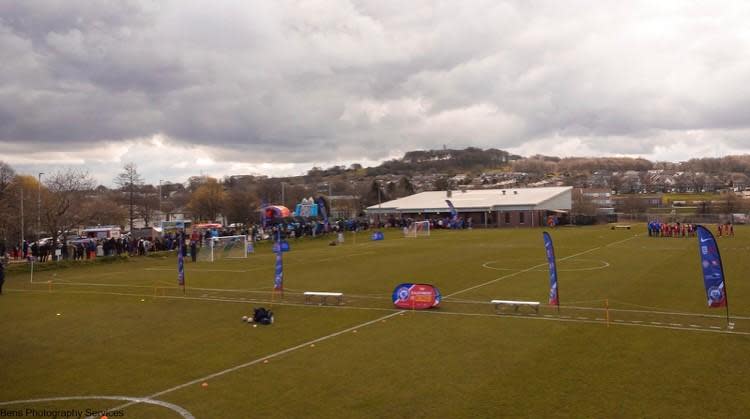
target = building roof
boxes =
[366,187,572,213]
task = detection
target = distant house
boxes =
[581,188,614,208]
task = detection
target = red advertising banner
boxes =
[392,283,441,309]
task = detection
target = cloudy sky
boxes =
[2,0,750,185]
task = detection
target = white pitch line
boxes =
[417,309,750,336]
[447,234,641,299]
[97,310,404,416]
[560,304,750,320]
[11,287,749,338]
[482,259,610,273]
[145,268,251,273]
[0,396,194,419]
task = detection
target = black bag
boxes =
[253,307,274,325]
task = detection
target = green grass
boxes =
[1,226,750,418]
[661,192,720,204]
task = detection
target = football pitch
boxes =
[2,225,750,418]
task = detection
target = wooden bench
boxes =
[304,291,344,305]
[491,299,540,313]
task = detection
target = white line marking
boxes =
[689,324,700,328]
[576,317,589,320]
[145,268,250,273]
[553,304,750,321]
[417,310,750,335]
[448,234,641,298]
[0,396,194,419]
[482,259,611,272]
[11,287,749,338]
[669,323,682,327]
[650,322,663,325]
[94,310,404,415]
[710,326,721,330]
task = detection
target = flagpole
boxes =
[709,225,730,328]
[723,268,730,328]
[697,225,731,329]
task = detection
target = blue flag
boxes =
[274,251,283,290]
[177,239,185,286]
[274,230,283,290]
[542,232,559,306]
[316,197,329,226]
[696,225,727,308]
[445,199,458,227]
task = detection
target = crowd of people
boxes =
[0,214,484,264]
[647,221,735,238]
[375,216,472,230]
[0,218,378,263]
[5,236,158,261]
[647,221,698,238]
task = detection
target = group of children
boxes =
[647,221,735,238]
[647,221,698,238]
[717,223,735,237]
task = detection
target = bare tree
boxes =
[136,185,159,227]
[224,185,258,226]
[114,163,144,232]
[572,189,599,217]
[620,194,647,218]
[81,192,128,227]
[188,177,225,221]
[0,162,17,247]
[718,193,746,215]
[42,169,95,242]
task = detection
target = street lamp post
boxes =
[20,187,24,244]
[377,181,382,208]
[159,180,164,223]
[37,172,44,241]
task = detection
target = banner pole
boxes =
[605,299,610,328]
[723,257,731,328]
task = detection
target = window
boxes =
[504,212,510,223]
[519,212,525,224]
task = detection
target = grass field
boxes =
[2,225,750,418]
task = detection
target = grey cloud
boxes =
[2,0,750,170]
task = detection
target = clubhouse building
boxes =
[365,186,572,228]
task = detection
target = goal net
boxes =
[199,235,249,262]
[405,221,430,238]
